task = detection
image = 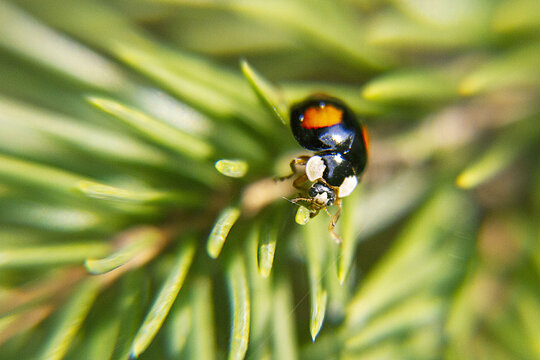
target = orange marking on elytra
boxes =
[301,105,343,129]
[361,126,370,156]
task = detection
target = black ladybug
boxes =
[282,95,369,242]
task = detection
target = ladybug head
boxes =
[308,182,336,207]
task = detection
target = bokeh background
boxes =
[0,0,539,359]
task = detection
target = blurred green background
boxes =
[0,0,539,359]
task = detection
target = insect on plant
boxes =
[280,95,369,242]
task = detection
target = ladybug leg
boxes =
[330,198,342,229]
[292,173,309,191]
[290,197,311,204]
[327,198,342,243]
[329,228,342,243]
[277,155,311,181]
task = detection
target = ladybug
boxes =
[281,95,369,242]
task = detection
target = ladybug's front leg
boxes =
[277,155,311,181]
[292,173,309,191]
[327,198,342,243]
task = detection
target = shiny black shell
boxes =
[317,153,355,187]
[290,95,368,177]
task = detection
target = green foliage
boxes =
[0,0,539,359]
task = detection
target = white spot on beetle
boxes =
[314,192,328,205]
[338,175,358,197]
[306,156,325,181]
